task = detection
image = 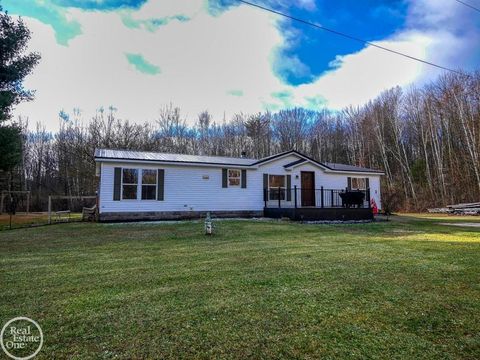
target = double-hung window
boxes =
[122,169,138,200]
[351,178,366,190]
[228,169,241,187]
[269,175,285,200]
[121,168,157,200]
[142,170,157,200]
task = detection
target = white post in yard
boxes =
[205,212,212,235]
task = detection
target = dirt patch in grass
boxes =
[438,222,480,228]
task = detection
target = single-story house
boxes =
[94,149,384,221]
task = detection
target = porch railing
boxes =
[264,186,371,209]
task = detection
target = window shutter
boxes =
[157,169,164,201]
[347,177,352,191]
[113,167,121,201]
[222,169,228,188]
[241,170,247,188]
[263,174,268,201]
[286,174,291,201]
[365,177,369,190]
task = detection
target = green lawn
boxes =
[1,215,479,359]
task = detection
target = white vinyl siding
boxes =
[98,154,382,213]
[99,162,263,213]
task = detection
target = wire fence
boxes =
[0,195,96,230]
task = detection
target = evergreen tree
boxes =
[0,6,40,171]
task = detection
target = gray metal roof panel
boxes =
[323,162,384,173]
[94,149,257,166]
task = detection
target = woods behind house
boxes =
[5,71,480,212]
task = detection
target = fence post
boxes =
[278,187,281,208]
[321,186,324,208]
[48,196,52,224]
[26,192,30,214]
[294,186,297,209]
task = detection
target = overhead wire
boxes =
[454,0,480,13]
[238,0,468,76]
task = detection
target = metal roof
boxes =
[323,162,384,174]
[94,149,257,166]
[95,148,384,173]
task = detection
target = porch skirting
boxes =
[264,207,373,221]
[99,210,263,222]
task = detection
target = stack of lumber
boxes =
[428,202,480,215]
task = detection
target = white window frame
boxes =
[121,168,139,200]
[268,174,286,201]
[121,168,158,201]
[351,177,367,190]
[141,169,158,200]
[228,169,241,187]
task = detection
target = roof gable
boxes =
[283,159,307,168]
[255,150,331,171]
[258,150,384,174]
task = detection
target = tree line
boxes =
[3,70,477,211]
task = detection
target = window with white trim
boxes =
[122,168,138,199]
[141,169,157,200]
[228,169,241,187]
[269,175,285,200]
[351,177,366,190]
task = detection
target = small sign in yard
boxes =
[205,212,214,235]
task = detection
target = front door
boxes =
[301,172,315,207]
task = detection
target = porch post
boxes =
[278,187,281,208]
[367,188,371,208]
[331,189,334,208]
[294,186,297,209]
[320,186,324,208]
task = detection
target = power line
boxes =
[455,0,480,13]
[238,0,467,76]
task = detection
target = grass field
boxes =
[1,215,479,359]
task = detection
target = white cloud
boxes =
[288,31,431,110]
[15,1,285,129]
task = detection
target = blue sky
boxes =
[3,0,480,130]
